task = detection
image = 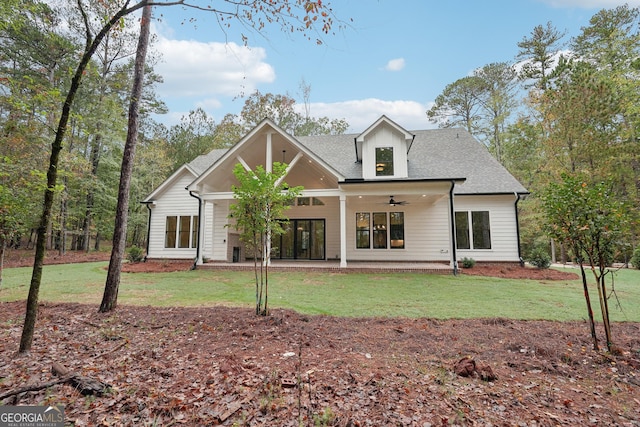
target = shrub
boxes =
[631,247,640,270]
[461,257,476,268]
[127,245,145,263]
[528,247,551,269]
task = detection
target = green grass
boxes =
[1,262,639,321]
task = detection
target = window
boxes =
[356,213,370,249]
[356,211,404,249]
[296,197,324,206]
[165,216,177,248]
[375,147,394,176]
[373,212,387,248]
[390,212,405,249]
[455,210,491,250]
[165,215,199,249]
[472,211,491,249]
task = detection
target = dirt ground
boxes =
[1,250,639,426]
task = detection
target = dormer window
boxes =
[375,147,394,176]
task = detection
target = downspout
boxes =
[514,192,524,266]
[449,180,458,275]
[188,190,203,271]
[141,201,153,262]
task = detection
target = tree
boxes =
[240,90,348,136]
[99,4,152,313]
[428,63,518,163]
[474,62,519,163]
[541,174,628,352]
[572,4,640,71]
[516,21,566,90]
[19,0,341,352]
[229,163,302,315]
[426,76,485,134]
[0,157,36,285]
[167,108,219,171]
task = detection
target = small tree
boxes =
[541,174,628,352]
[229,162,302,316]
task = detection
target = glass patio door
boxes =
[273,219,325,260]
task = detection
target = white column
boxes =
[340,194,347,268]
[266,132,273,172]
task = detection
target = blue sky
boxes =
[151,0,640,132]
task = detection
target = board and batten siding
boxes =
[453,194,520,262]
[345,196,451,262]
[147,171,199,259]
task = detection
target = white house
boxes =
[142,116,528,272]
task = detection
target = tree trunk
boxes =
[19,1,141,353]
[595,266,613,352]
[100,5,152,313]
[83,120,104,253]
[579,263,599,351]
[0,235,5,287]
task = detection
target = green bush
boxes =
[528,247,551,269]
[126,246,145,263]
[461,257,476,268]
[631,247,640,270]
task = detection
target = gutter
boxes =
[514,192,524,266]
[188,190,203,270]
[449,180,458,276]
[140,200,154,262]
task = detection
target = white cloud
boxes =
[154,36,276,99]
[385,58,406,72]
[305,99,434,132]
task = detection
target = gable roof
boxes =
[354,115,414,162]
[165,120,527,197]
[297,128,527,195]
[142,164,198,202]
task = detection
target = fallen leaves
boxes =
[0,302,638,425]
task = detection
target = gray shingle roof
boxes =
[188,148,227,175]
[189,128,527,195]
[297,128,528,195]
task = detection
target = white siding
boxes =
[454,195,520,262]
[147,171,199,259]
[210,200,230,261]
[286,197,341,259]
[361,126,408,179]
[345,196,451,262]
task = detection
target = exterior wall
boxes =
[210,200,230,261]
[285,196,341,260]
[345,196,451,262]
[200,201,214,260]
[147,171,199,259]
[361,126,408,179]
[453,194,520,262]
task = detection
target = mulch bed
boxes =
[1,250,638,426]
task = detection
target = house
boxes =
[142,116,528,271]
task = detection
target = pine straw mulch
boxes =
[1,250,639,426]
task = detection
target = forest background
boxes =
[1,2,639,267]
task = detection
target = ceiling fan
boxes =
[387,196,408,206]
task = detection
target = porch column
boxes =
[196,200,206,266]
[339,194,347,267]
